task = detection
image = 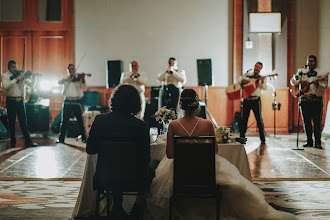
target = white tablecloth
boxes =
[322,100,330,137]
[72,137,252,217]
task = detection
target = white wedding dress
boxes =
[145,119,296,220]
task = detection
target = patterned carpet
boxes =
[0,181,80,220]
[0,181,329,219]
[256,181,330,219]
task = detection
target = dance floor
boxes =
[0,134,329,219]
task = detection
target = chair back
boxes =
[94,139,140,192]
[173,136,216,196]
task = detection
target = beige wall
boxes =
[243,0,288,88]
[294,0,330,84]
[319,0,330,77]
[75,0,233,87]
[294,0,320,73]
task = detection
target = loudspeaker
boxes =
[26,103,50,133]
[150,86,161,107]
[107,60,123,88]
[197,59,212,86]
[66,119,81,138]
[83,91,99,108]
[51,111,62,134]
[0,115,9,140]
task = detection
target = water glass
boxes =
[150,127,158,143]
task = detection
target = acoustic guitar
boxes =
[226,73,278,100]
[290,72,329,97]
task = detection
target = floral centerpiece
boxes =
[215,126,230,143]
[153,107,176,134]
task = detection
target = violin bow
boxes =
[22,41,25,74]
[75,51,86,72]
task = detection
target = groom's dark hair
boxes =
[110,84,141,116]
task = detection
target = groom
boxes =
[86,85,158,218]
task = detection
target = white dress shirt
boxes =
[238,72,267,97]
[1,71,36,97]
[120,71,148,93]
[157,68,187,88]
[59,75,87,98]
[291,67,328,97]
[120,71,148,119]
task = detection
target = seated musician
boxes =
[291,55,328,149]
[157,57,187,112]
[238,62,267,144]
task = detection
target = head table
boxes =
[72,135,252,218]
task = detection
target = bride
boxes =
[145,89,295,220]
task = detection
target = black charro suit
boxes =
[86,111,156,217]
[86,111,152,188]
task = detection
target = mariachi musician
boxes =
[158,57,187,112]
[238,61,267,144]
[1,60,38,148]
[120,61,148,120]
[291,55,328,149]
[57,64,87,144]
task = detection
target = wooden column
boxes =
[257,0,272,74]
[288,0,295,131]
[233,0,243,115]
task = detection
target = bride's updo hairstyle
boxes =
[179,89,200,116]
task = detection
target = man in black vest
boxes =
[239,62,267,144]
[1,60,38,148]
[291,55,328,149]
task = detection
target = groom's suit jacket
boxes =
[86,111,151,188]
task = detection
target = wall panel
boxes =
[0,34,32,74]
[33,33,66,77]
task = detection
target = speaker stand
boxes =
[204,85,219,128]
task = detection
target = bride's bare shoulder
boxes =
[199,118,213,125]
[169,119,180,126]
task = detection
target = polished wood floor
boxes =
[0,134,330,180]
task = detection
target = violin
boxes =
[10,71,41,82]
[71,73,92,82]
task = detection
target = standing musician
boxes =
[1,60,38,148]
[120,61,148,120]
[158,57,186,112]
[57,64,87,143]
[238,62,267,144]
[291,55,328,149]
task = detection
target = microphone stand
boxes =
[293,78,304,150]
[271,90,281,138]
[273,90,277,138]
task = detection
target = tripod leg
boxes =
[205,106,219,128]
